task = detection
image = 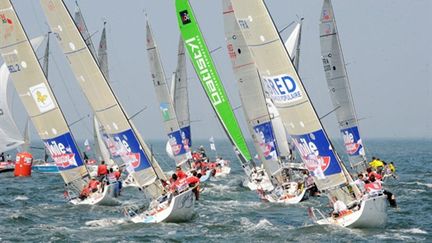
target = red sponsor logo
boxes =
[53,153,77,168]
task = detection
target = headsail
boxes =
[285,20,303,70]
[320,0,366,171]
[146,19,190,166]
[222,1,280,178]
[172,36,192,149]
[40,0,166,197]
[93,116,111,164]
[175,0,253,171]
[0,0,88,190]
[230,0,348,191]
[42,31,50,76]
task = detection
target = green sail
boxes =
[175,0,252,164]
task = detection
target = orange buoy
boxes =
[14,152,33,177]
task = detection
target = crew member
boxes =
[97,160,108,178]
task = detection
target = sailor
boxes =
[79,186,91,200]
[198,145,207,158]
[6,153,11,162]
[0,152,5,162]
[354,173,366,192]
[175,166,187,179]
[366,167,382,181]
[97,160,108,179]
[170,173,178,185]
[187,171,201,200]
[331,196,348,217]
[88,177,101,193]
[364,175,382,194]
[107,168,117,185]
[192,151,201,162]
[369,157,384,169]
[389,162,396,173]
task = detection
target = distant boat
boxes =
[0,1,118,206]
[229,0,387,228]
[319,0,367,173]
[41,0,195,223]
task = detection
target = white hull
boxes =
[70,183,120,206]
[199,170,213,182]
[315,195,387,228]
[242,176,274,192]
[129,189,195,223]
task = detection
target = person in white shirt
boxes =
[332,196,348,217]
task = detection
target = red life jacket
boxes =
[176,170,187,179]
[186,176,200,185]
[114,171,121,180]
[365,181,382,192]
[88,180,100,190]
[97,164,108,176]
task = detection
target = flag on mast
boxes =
[209,137,216,151]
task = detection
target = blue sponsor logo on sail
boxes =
[292,129,341,178]
[263,74,302,104]
[44,132,84,171]
[253,122,278,160]
[341,126,364,156]
[168,130,187,156]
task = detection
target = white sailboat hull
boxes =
[214,166,231,177]
[70,183,120,206]
[130,189,195,223]
[316,195,387,228]
[264,188,306,204]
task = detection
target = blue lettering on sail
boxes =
[43,132,84,171]
[263,74,302,103]
[102,129,151,172]
[341,126,364,157]
[292,129,341,178]
[253,122,278,160]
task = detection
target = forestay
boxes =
[320,0,366,171]
[172,37,192,149]
[230,0,347,191]
[0,0,88,190]
[222,0,280,178]
[175,0,253,168]
[146,20,190,166]
[40,0,166,197]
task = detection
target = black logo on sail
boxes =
[180,10,191,25]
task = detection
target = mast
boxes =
[0,0,89,191]
[175,0,255,174]
[145,18,190,166]
[319,0,367,172]
[40,0,166,198]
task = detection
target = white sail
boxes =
[285,20,303,69]
[230,0,350,193]
[0,0,89,191]
[0,36,44,153]
[97,22,109,81]
[146,20,190,166]
[74,1,97,56]
[320,0,366,171]
[40,0,166,197]
[222,1,280,179]
[93,116,111,164]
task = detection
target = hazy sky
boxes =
[6,0,432,145]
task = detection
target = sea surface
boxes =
[0,139,431,242]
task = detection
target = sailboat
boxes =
[0,37,45,173]
[223,0,307,203]
[229,0,387,227]
[319,0,367,173]
[176,0,274,191]
[0,0,118,206]
[40,0,195,223]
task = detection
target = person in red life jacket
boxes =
[97,160,108,179]
[175,166,187,179]
[79,186,91,200]
[88,177,100,193]
[366,167,382,181]
[192,151,201,162]
[364,175,382,193]
[187,171,201,200]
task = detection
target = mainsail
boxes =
[146,19,190,166]
[73,1,97,56]
[230,0,349,192]
[176,0,254,171]
[285,20,303,70]
[0,0,88,190]
[222,0,280,179]
[97,22,109,81]
[172,37,192,149]
[319,0,366,171]
[40,0,166,197]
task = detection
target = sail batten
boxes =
[319,0,366,171]
[0,0,88,190]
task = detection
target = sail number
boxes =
[7,64,21,73]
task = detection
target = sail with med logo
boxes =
[0,0,89,192]
[319,0,367,172]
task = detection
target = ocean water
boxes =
[0,139,431,242]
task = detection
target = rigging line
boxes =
[209,46,222,54]
[319,105,341,120]
[49,53,93,137]
[278,20,296,34]
[128,106,148,121]
[69,114,90,127]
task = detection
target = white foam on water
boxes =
[240,217,273,231]
[84,218,127,228]
[13,195,29,201]
[399,228,428,234]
